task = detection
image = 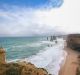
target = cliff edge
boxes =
[0,48,50,75]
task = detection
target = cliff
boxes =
[0,48,50,75]
[66,34,80,51]
[0,61,50,75]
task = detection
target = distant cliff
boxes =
[66,34,80,51]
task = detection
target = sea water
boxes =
[0,37,67,75]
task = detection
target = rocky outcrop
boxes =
[0,48,50,75]
[66,34,80,51]
[0,61,50,75]
[0,48,6,64]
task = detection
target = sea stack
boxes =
[0,47,6,64]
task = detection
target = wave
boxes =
[11,42,43,49]
[7,38,67,75]
[26,39,67,75]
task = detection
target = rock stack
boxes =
[0,47,6,64]
[0,47,6,75]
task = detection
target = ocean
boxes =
[0,37,67,75]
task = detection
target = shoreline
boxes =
[59,50,67,72]
[59,47,79,75]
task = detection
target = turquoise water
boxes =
[0,37,66,75]
[0,37,47,61]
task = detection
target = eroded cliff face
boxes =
[66,34,80,51]
[0,61,50,75]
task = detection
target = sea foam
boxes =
[8,38,67,75]
[25,38,67,75]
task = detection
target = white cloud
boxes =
[0,0,80,36]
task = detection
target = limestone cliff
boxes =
[0,48,50,75]
[0,61,50,75]
[66,34,80,51]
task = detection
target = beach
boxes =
[59,47,79,75]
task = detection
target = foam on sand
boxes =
[8,38,67,75]
[26,39,67,75]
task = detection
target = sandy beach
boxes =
[59,47,80,75]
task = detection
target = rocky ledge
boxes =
[0,61,51,75]
[0,47,51,75]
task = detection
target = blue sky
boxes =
[0,0,48,7]
[0,0,63,8]
[0,0,80,36]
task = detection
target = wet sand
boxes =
[59,47,79,75]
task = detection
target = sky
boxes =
[0,0,80,36]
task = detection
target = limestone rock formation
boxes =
[0,47,6,64]
[0,48,50,75]
[0,62,50,75]
[66,34,80,51]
